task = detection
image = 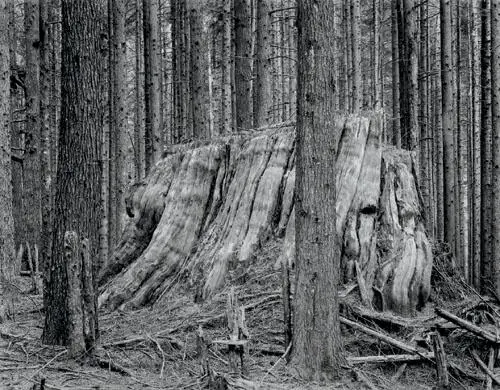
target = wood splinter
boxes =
[213,288,250,375]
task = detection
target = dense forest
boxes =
[1,0,500,389]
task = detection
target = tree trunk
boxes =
[373,0,381,110]
[23,0,42,265]
[400,0,418,151]
[221,0,233,134]
[254,0,272,128]
[43,0,104,346]
[491,0,500,296]
[188,0,211,139]
[144,0,162,173]
[471,0,481,289]
[391,0,401,147]
[234,0,252,131]
[440,0,456,258]
[481,0,493,290]
[135,0,145,180]
[291,1,345,379]
[109,0,127,255]
[0,0,16,321]
[350,0,362,112]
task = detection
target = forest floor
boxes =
[0,239,495,390]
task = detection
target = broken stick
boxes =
[348,352,434,365]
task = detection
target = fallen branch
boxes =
[348,352,434,365]
[340,316,426,356]
[471,350,500,387]
[431,332,449,389]
[95,355,133,376]
[435,307,499,344]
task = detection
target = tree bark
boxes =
[350,0,362,112]
[188,0,211,139]
[234,0,252,131]
[0,0,16,321]
[491,0,500,296]
[391,0,401,147]
[290,0,345,380]
[144,0,162,173]
[440,0,456,258]
[481,0,492,290]
[23,0,42,264]
[254,0,272,128]
[43,0,104,346]
[109,0,127,255]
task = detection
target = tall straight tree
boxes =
[254,0,272,128]
[470,0,481,288]
[350,0,362,111]
[440,0,456,258]
[23,0,42,261]
[391,0,401,147]
[43,0,105,345]
[143,0,161,173]
[234,0,252,131]
[481,0,492,289]
[188,0,210,138]
[109,0,127,255]
[491,0,500,295]
[0,0,16,319]
[291,0,344,379]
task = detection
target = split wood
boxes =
[431,332,449,389]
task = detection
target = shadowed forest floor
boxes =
[0,239,492,390]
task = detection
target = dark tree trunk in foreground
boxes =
[0,0,16,320]
[291,0,345,380]
[43,0,104,346]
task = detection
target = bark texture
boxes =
[99,118,432,317]
[43,0,104,346]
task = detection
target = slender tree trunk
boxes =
[135,0,145,180]
[23,0,42,262]
[350,0,362,111]
[40,0,52,275]
[373,0,381,110]
[481,0,492,289]
[144,0,162,173]
[109,0,126,255]
[43,0,104,345]
[188,0,210,139]
[490,0,500,295]
[0,0,16,320]
[391,0,401,147]
[291,0,345,380]
[456,0,469,280]
[471,0,481,289]
[234,0,252,131]
[221,0,233,134]
[440,0,456,256]
[254,0,272,128]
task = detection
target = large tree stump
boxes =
[99,117,432,316]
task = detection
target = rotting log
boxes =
[431,332,450,389]
[99,116,432,315]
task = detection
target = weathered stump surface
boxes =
[99,116,432,316]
